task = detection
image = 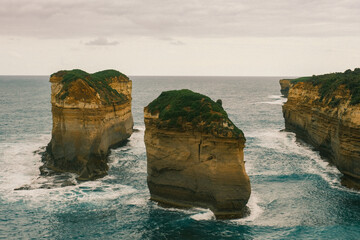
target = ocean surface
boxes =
[1,76,360,240]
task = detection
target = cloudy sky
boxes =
[1,0,360,76]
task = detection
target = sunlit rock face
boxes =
[282,70,360,189]
[144,89,251,219]
[42,69,133,180]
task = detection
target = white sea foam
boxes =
[257,95,287,105]
[190,209,215,221]
[231,192,263,224]
[6,180,139,210]
[246,129,354,192]
[258,100,286,105]
[0,132,145,209]
[109,126,147,173]
[186,192,264,223]
[268,95,283,99]
[125,195,148,206]
[0,134,50,193]
[187,193,263,222]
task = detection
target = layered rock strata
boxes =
[144,89,251,219]
[42,69,133,180]
[282,69,360,189]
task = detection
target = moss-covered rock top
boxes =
[146,89,245,140]
[51,69,129,104]
[289,68,360,105]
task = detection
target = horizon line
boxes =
[0,74,298,78]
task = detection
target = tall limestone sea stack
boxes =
[42,69,133,180]
[282,69,360,189]
[144,89,251,219]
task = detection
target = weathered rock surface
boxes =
[282,71,360,189]
[279,79,291,97]
[144,89,251,219]
[42,69,133,180]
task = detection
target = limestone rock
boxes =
[144,89,251,219]
[279,79,291,97]
[282,70,360,189]
[42,69,133,180]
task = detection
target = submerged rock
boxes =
[42,69,133,180]
[282,69,360,189]
[144,89,251,219]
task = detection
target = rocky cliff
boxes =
[279,79,291,97]
[282,69,360,189]
[144,89,251,219]
[42,69,133,180]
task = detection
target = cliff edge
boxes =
[282,69,360,189]
[279,79,291,97]
[42,69,133,180]
[144,89,251,219]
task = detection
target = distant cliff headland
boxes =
[279,79,291,97]
[42,69,133,180]
[281,69,360,189]
[144,89,251,219]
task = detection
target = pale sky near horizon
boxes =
[1,0,360,76]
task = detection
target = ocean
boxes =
[1,76,360,239]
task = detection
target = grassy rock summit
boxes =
[146,89,245,139]
[144,89,251,219]
[282,68,360,189]
[50,69,130,105]
[42,69,133,180]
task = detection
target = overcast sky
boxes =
[1,0,360,76]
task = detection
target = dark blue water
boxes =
[1,76,360,239]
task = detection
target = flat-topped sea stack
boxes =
[282,69,360,189]
[42,69,133,180]
[144,89,251,219]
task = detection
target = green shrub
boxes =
[51,69,129,104]
[147,89,244,139]
[290,76,312,84]
[290,68,360,105]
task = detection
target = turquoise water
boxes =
[1,76,360,239]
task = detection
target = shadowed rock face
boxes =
[279,79,291,97]
[144,89,251,219]
[282,81,360,189]
[42,69,133,180]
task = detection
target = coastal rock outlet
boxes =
[42,69,133,180]
[282,69,360,189]
[144,89,251,219]
[279,79,291,97]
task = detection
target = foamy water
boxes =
[257,94,287,105]
[1,76,360,239]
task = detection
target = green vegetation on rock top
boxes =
[289,76,312,84]
[146,89,245,139]
[290,68,360,105]
[51,69,129,104]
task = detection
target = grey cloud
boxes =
[0,0,359,38]
[159,37,185,46]
[170,40,185,46]
[85,37,118,46]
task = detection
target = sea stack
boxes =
[282,69,360,189]
[144,89,251,219]
[42,69,133,180]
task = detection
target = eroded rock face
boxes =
[144,89,251,219]
[42,69,133,180]
[279,79,291,97]
[283,81,360,189]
